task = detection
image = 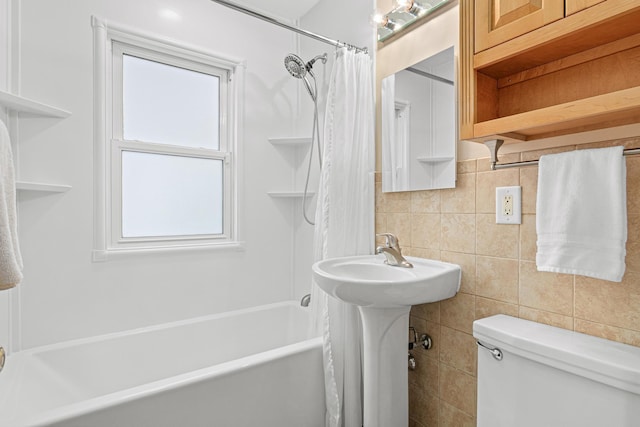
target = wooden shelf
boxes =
[417,156,455,163]
[267,191,315,198]
[473,83,640,142]
[268,137,311,147]
[16,181,71,193]
[461,0,640,143]
[0,90,71,118]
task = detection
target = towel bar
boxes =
[485,140,640,171]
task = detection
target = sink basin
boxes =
[312,255,461,307]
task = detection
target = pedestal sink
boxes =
[312,255,461,427]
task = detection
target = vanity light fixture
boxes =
[396,0,428,17]
[375,0,450,42]
[373,13,400,31]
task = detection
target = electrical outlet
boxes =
[496,186,521,224]
[502,195,513,216]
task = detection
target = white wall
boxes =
[12,0,306,349]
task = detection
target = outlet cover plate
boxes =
[496,186,522,224]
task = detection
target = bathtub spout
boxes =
[300,294,311,307]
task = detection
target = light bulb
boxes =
[372,13,400,30]
[372,13,387,26]
[396,0,428,16]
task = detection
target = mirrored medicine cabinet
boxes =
[381,46,456,192]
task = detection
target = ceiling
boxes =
[231,0,321,21]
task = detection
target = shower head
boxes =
[285,53,326,102]
[284,52,327,102]
[284,54,308,79]
[284,52,328,79]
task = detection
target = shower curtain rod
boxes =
[209,0,369,54]
[406,67,454,86]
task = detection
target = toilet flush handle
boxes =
[476,340,503,361]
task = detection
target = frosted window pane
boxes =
[121,151,223,238]
[123,55,220,149]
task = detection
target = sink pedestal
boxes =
[312,255,461,427]
[359,305,411,427]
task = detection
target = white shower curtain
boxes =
[310,48,374,427]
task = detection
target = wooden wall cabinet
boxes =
[475,0,564,53]
[566,0,607,15]
[461,0,640,144]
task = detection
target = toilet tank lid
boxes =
[473,315,640,395]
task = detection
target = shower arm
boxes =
[307,53,328,70]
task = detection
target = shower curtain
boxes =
[310,48,374,427]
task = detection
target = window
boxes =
[92,19,242,259]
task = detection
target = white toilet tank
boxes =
[474,315,640,427]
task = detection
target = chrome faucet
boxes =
[376,233,413,268]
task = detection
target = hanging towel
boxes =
[536,146,627,282]
[0,119,23,290]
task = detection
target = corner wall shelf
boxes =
[16,181,71,193]
[0,90,71,118]
[268,137,312,147]
[417,156,455,163]
[268,191,315,198]
[1,91,72,191]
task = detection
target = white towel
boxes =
[0,119,23,290]
[536,146,627,282]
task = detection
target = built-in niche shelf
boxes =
[268,137,312,147]
[0,90,71,118]
[417,156,455,163]
[0,91,72,192]
[16,181,71,193]
[268,191,315,198]
[268,137,314,200]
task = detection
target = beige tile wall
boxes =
[376,137,640,427]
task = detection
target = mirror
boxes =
[381,46,456,192]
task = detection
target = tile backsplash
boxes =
[375,137,640,427]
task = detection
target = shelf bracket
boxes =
[484,139,504,171]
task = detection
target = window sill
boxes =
[92,241,245,262]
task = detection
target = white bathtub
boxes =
[0,301,325,427]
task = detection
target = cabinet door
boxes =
[475,0,565,52]
[565,0,606,15]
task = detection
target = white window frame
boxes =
[92,17,244,261]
